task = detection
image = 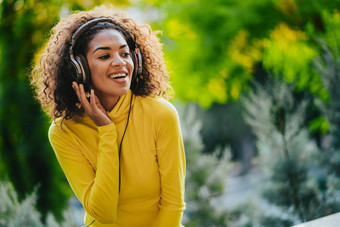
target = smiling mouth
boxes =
[108,73,127,79]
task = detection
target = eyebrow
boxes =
[93,44,128,54]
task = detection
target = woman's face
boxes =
[86,29,134,103]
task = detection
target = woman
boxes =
[30,5,186,227]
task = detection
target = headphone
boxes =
[69,18,143,91]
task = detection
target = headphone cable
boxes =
[118,91,133,193]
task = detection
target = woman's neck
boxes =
[100,96,120,112]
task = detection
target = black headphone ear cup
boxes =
[75,55,91,90]
[135,48,142,76]
[130,47,142,92]
[132,51,138,79]
[70,57,82,83]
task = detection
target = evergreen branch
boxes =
[243,79,318,223]
[277,105,306,222]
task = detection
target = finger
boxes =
[79,84,91,109]
[72,81,81,100]
[79,84,89,104]
[90,89,96,107]
[72,82,87,110]
[72,81,79,99]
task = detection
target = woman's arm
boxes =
[49,122,119,224]
[154,100,186,227]
[49,83,119,224]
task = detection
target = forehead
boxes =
[87,29,128,50]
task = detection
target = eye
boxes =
[98,54,110,60]
[122,52,130,57]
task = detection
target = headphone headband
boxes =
[70,18,125,57]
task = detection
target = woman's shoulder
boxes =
[48,118,73,140]
[137,95,177,113]
[49,115,92,140]
[136,96,179,122]
[49,117,77,130]
[48,119,70,147]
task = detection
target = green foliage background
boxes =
[0,0,340,224]
[147,0,340,107]
[0,0,68,220]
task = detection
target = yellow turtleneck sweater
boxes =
[48,90,186,227]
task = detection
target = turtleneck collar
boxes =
[107,89,134,123]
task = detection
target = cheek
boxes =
[88,60,104,75]
[87,59,97,73]
[127,55,134,67]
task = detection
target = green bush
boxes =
[177,104,232,227]
[0,181,77,227]
[233,67,340,225]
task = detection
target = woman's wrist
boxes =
[97,121,117,135]
[95,118,112,126]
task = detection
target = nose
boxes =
[111,54,126,67]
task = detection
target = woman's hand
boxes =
[72,82,112,126]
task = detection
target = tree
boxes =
[0,0,70,220]
[313,40,340,207]
[177,104,231,226]
[138,0,340,108]
[238,78,340,225]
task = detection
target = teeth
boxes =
[109,73,127,79]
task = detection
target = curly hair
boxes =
[30,5,173,123]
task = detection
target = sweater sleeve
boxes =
[154,100,186,227]
[48,122,119,224]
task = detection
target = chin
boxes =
[116,87,130,96]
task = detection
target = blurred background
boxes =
[1,0,340,226]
